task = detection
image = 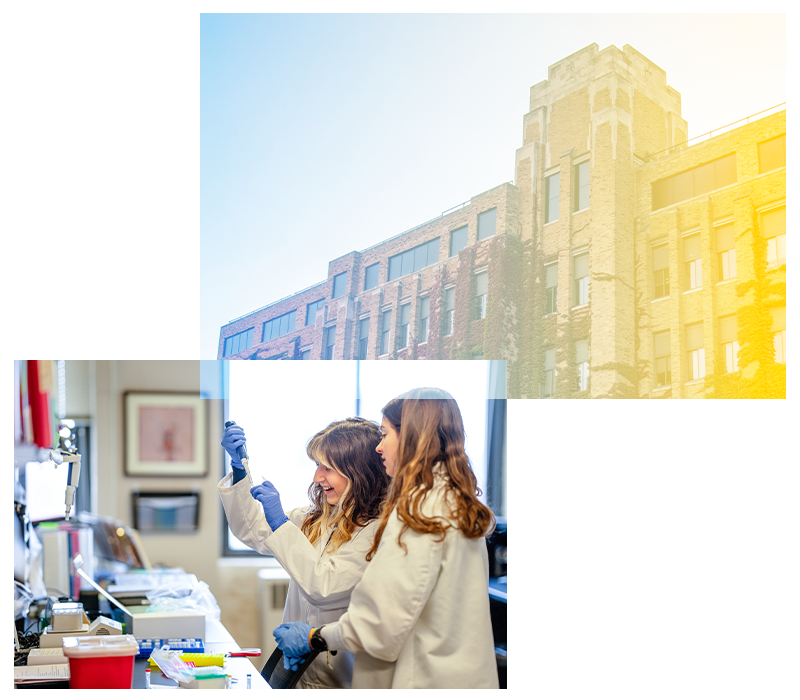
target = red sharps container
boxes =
[62,634,139,689]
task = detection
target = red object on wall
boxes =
[27,360,53,448]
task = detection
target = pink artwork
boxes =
[138,406,195,462]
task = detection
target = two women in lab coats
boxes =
[218,417,390,689]
[274,388,500,689]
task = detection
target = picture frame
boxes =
[124,392,208,477]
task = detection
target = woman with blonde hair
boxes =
[218,417,390,689]
[274,388,499,689]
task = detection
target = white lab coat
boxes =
[217,472,379,689]
[321,468,499,689]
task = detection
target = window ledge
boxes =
[685,379,705,386]
[543,219,558,227]
[571,303,589,311]
[651,296,669,304]
[683,287,702,295]
[716,278,737,286]
[573,207,590,214]
[652,385,671,393]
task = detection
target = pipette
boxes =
[50,448,81,521]
[224,421,253,487]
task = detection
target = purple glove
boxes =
[250,481,289,531]
[273,622,312,671]
[221,424,247,470]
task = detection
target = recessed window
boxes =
[380,309,392,355]
[476,272,488,320]
[576,340,589,392]
[418,297,430,343]
[573,161,590,212]
[545,263,558,315]
[683,235,702,291]
[545,173,560,224]
[653,245,670,299]
[399,303,411,349]
[443,287,455,336]
[685,323,705,381]
[651,153,737,210]
[719,315,739,373]
[223,328,254,357]
[300,349,311,361]
[363,263,379,291]
[540,348,556,398]
[716,224,737,281]
[771,307,786,364]
[324,326,336,360]
[262,310,297,343]
[306,299,325,326]
[573,252,589,306]
[762,207,786,267]
[654,330,671,388]
[388,238,440,281]
[449,225,468,257]
[758,134,785,173]
[332,272,348,299]
[358,317,370,360]
[477,208,497,241]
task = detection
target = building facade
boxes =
[218,43,786,399]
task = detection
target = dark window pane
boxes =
[653,245,669,271]
[652,178,673,210]
[224,337,232,357]
[716,225,735,251]
[401,250,414,277]
[444,287,455,310]
[332,272,347,298]
[414,244,428,271]
[400,304,411,325]
[574,253,589,279]
[686,323,703,350]
[715,153,737,188]
[654,331,671,357]
[427,238,440,266]
[693,162,715,196]
[279,314,289,336]
[762,207,785,238]
[719,315,737,344]
[672,170,694,202]
[388,255,401,281]
[683,236,701,261]
[364,263,379,290]
[546,263,558,288]
[476,272,488,296]
[546,173,559,223]
[759,135,786,173]
[477,208,496,241]
[450,226,468,257]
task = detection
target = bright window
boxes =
[399,303,411,349]
[476,272,488,320]
[573,253,589,306]
[685,323,705,381]
[380,309,392,355]
[418,297,430,343]
[716,224,736,281]
[545,173,559,224]
[545,263,558,314]
[684,236,702,290]
[574,161,590,212]
[654,331,671,387]
[477,208,497,241]
[719,315,739,373]
[223,328,254,357]
[762,207,786,267]
[653,245,670,299]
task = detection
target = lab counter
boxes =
[15,617,270,690]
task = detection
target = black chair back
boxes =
[261,647,321,689]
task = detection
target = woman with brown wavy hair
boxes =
[274,388,499,688]
[218,417,390,689]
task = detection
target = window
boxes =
[573,160,590,212]
[576,340,589,392]
[716,224,736,281]
[685,323,705,381]
[545,263,558,314]
[300,349,311,361]
[545,173,559,223]
[683,235,702,290]
[388,238,440,281]
[476,272,488,320]
[651,153,737,209]
[332,272,348,299]
[771,307,786,364]
[758,134,785,173]
[262,310,297,343]
[540,348,556,398]
[399,303,411,349]
[306,299,325,326]
[719,315,739,373]
[418,297,430,343]
[443,287,455,336]
[477,208,496,241]
[654,331,671,387]
[573,252,589,306]
[223,328,254,357]
[324,326,336,360]
[762,207,786,267]
[358,318,370,360]
[449,226,468,257]
[363,263,379,291]
[653,245,670,299]
[380,309,392,355]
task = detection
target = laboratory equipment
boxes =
[48,447,81,520]
[62,634,139,689]
[135,637,204,659]
[224,420,252,486]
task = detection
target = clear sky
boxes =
[200,13,786,358]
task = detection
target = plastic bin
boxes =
[62,635,139,689]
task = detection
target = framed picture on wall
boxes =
[124,392,208,477]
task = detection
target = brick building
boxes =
[218,43,786,399]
